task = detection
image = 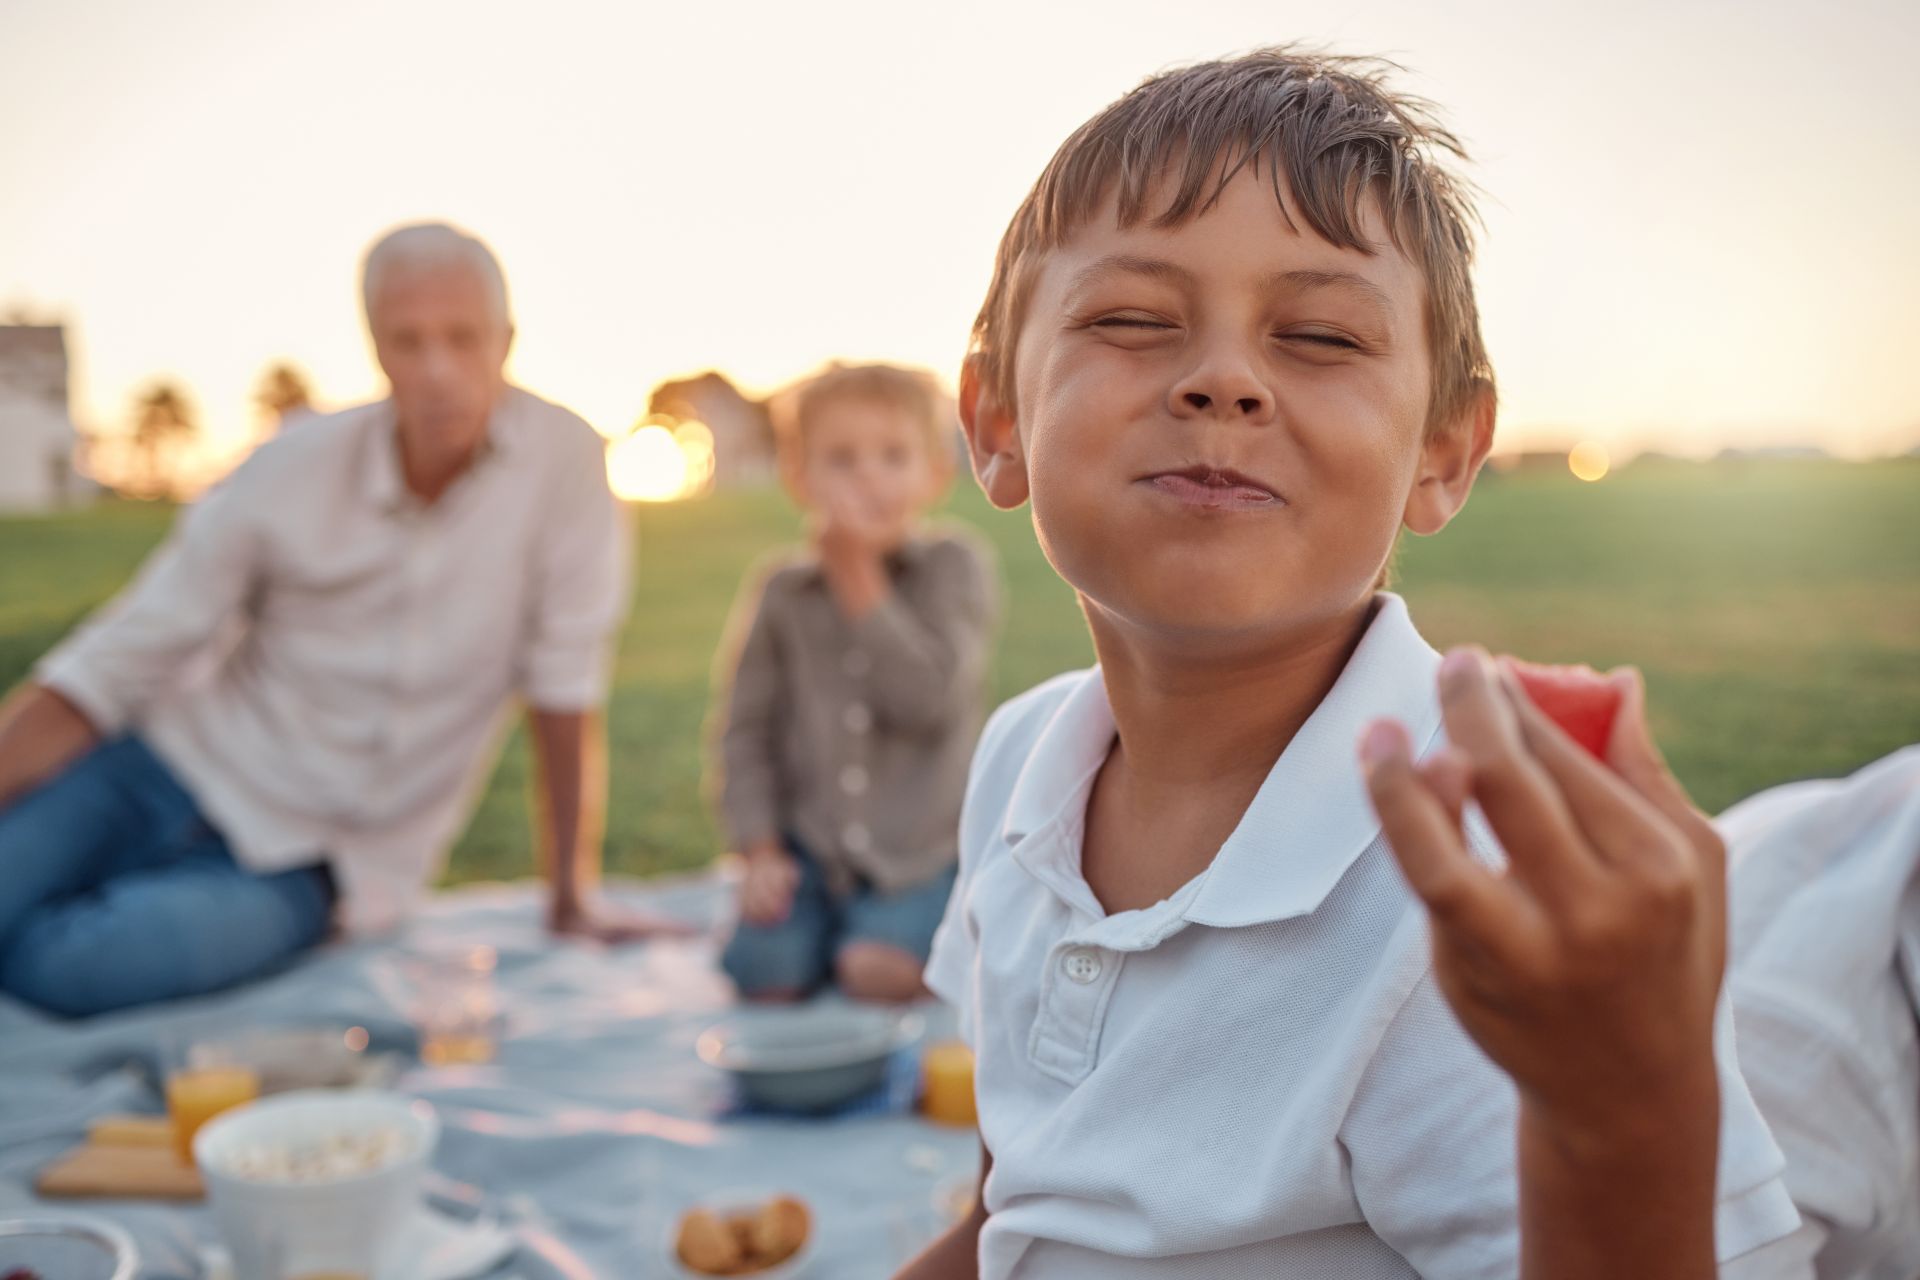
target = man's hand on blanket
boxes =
[1359,646,1728,1280]
[548,896,699,945]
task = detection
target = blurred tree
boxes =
[254,361,315,432]
[130,381,196,499]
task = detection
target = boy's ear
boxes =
[958,354,1030,511]
[1403,380,1496,536]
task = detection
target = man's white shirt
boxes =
[39,387,628,933]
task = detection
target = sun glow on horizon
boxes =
[1568,441,1611,483]
[606,419,715,504]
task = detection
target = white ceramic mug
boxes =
[194,1089,438,1280]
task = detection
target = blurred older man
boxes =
[0,223,679,1017]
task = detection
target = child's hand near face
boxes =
[811,477,892,561]
[1361,648,1727,1279]
[738,839,802,926]
[810,478,895,621]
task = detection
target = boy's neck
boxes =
[1089,597,1378,788]
[1078,597,1380,912]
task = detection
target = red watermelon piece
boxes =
[1504,658,1622,760]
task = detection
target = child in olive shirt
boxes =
[711,364,998,1003]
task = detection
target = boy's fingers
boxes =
[1498,664,1682,869]
[1362,720,1512,940]
[1415,747,1471,829]
[745,880,792,926]
[1436,648,1598,896]
[1604,669,1723,860]
[743,867,796,925]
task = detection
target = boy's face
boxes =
[966,167,1489,647]
[798,397,945,550]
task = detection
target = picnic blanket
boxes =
[0,873,980,1279]
[7,747,1920,1278]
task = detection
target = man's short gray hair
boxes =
[361,222,512,329]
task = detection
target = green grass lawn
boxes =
[2,459,1916,887]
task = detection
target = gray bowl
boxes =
[0,1215,138,1280]
[698,1005,923,1113]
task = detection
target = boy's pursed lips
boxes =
[1137,463,1286,510]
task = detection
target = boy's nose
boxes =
[1181,391,1265,415]
[1169,353,1274,423]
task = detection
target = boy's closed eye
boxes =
[1279,329,1373,365]
[1090,313,1175,330]
[1084,314,1182,348]
[1084,310,1372,352]
[1284,330,1362,349]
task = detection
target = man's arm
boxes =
[895,1141,989,1279]
[518,421,669,942]
[529,706,603,932]
[0,683,99,810]
[10,467,263,810]
[530,707,690,943]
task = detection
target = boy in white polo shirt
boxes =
[900,48,1811,1279]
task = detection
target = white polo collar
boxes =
[998,594,1445,930]
[364,390,515,514]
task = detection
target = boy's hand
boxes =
[1361,646,1726,1123]
[739,842,802,926]
[812,480,890,563]
[1360,647,1726,1277]
[812,482,892,619]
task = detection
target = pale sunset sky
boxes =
[2,0,1916,461]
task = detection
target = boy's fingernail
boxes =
[1360,720,1402,766]
[1439,648,1481,687]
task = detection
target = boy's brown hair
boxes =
[971,46,1495,435]
[779,362,956,465]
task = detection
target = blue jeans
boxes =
[0,737,335,1018]
[722,838,958,998]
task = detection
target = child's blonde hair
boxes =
[779,362,955,464]
[971,46,1495,436]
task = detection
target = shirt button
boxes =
[839,764,870,796]
[842,821,873,854]
[1061,948,1103,985]
[842,649,872,678]
[842,702,873,734]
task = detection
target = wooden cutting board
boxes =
[35,1114,205,1200]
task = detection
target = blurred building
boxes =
[648,371,777,489]
[646,366,965,492]
[0,323,90,512]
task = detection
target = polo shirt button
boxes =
[839,765,870,796]
[842,649,872,678]
[842,821,873,854]
[842,702,873,734]
[1062,948,1103,985]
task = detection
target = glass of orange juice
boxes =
[920,1040,978,1127]
[408,945,499,1066]
[165,1042,260,1164]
